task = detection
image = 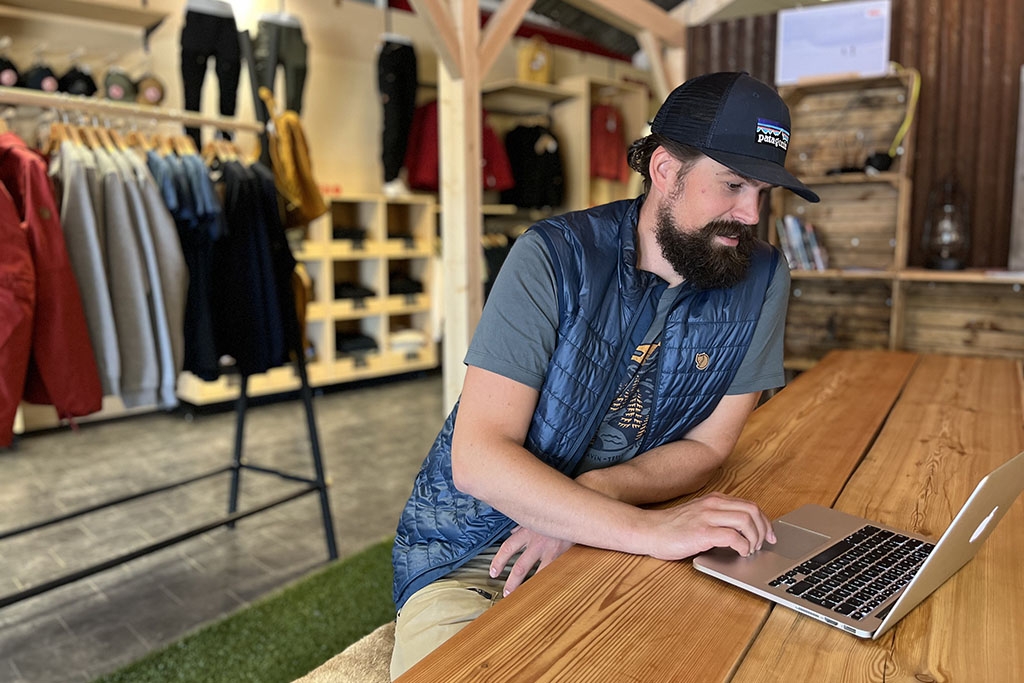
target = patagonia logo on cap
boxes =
[756,118,790,151]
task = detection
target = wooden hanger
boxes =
[0,117,8,135]
[154,133,174,157]
[42,121,66,156]
[92,123,117,152]
[108,127,131,152]
[170,132,198,156]
[77,123,102,150]
[596,85,618,107]
[127,130,154,151]
[201,138,222,165]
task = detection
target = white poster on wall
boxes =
[776,0,892,86]
[1010,65,1024,271]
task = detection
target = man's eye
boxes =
[727,182,743,191]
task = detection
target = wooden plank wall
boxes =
[901,281,1024,358]
[686,0,1024,269]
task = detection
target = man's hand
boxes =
[644,491,776,560]
[492,491,775,597]
[490,526,574,596]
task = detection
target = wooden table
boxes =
[396,350,1024,682]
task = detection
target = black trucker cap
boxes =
[651,71,819,203]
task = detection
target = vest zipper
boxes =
[565,286,656,469]
[635,288,686,455]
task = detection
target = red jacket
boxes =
[0,132,102,445]
[404,101,514,193]
[590,104,630,183]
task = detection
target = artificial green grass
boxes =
[94,538,395,683]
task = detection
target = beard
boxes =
[655,201,755,290]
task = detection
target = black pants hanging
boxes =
[180,10,241,147]
[253,20,308,122]
[377,41,418,183]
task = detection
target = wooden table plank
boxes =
[397,350,920,682]
[733,355,1024,683]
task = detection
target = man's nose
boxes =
[731,190,762,225]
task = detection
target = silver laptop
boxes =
[693,450,1024,638]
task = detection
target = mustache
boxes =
[700,220,756,240]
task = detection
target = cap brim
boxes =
[703,149,820,203]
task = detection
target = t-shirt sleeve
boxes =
[464,230,558,390]
[726,253,790,395]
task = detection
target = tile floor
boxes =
[0,371,444,683]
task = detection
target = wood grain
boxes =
[396,350,919,682]
[732,355,1024,683]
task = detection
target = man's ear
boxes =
[649,146,681,196]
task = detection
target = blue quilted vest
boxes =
[392,197,779,610]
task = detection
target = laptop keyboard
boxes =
[768,525,935,621]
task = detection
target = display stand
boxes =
[0,87,338,609]
[0,345,337,609]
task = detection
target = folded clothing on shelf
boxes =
[333,225,367,241]
[336,333,379,355]
[389,274,423,295]
[390,328,428,352]
[334,282,376,299]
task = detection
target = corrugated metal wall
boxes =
[687,0,1024,268]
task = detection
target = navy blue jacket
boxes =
[392,197,779,610]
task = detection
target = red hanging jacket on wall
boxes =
[590,104,630,183]
[0,132,102,445]
[0,182,35,446]
[403,100,514,193]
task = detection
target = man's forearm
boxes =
[576,392,761,506]
[454,434,653,553]
[575,438,723,506]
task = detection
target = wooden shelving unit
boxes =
[176,194,439,405]
[552,75,648,210]
[481,78,576,114]
[0,0,166,34]
[771,73,914,368]
[774,72,1024,368]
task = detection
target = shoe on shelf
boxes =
[382,177,411,198]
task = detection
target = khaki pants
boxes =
[390,549,510,680]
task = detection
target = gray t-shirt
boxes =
[464,229,790,469]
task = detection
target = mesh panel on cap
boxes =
[654,73,738,146]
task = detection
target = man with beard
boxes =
[389,72,820,679]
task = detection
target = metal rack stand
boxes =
[0,87,337,609]
[0,343,337,609]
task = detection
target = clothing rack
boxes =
[0,85,264,133]
[0,90,337,609]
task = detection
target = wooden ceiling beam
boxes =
[559,0,686,48]
[637,30,670,101]
[478,0,533,77]
[673,0,823,26]
[408,0,464,78]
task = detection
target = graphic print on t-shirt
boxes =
[610,342,659,436]
[574,286,678,476]
[581,339,662,470]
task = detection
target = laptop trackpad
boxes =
[765,521,830,560]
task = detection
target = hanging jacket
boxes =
[403,100,515,193]
[93,147,159,408]
[48,142,121,398]
[0,183,35,446]
[0,132,102,445]
[392,196,780,609]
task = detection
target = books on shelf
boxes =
[776,214,829,271]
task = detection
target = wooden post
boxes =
[404,0,691,412]
[437,0,483,412]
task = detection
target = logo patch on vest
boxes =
[756,118,790,151]
[694,352,710,371]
